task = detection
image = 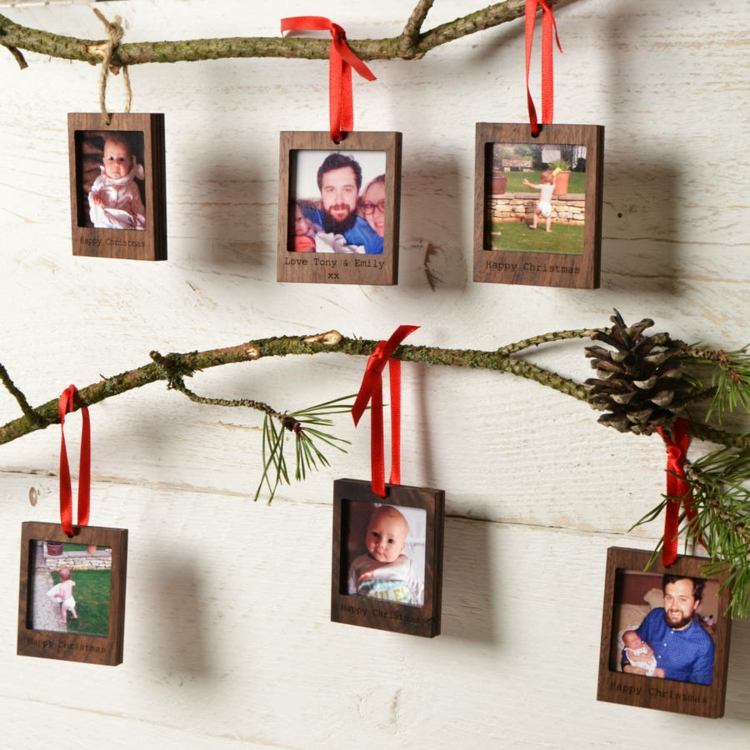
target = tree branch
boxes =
[2,327,749,452]
[0,362,46,428]
[0,329,590,446]
[0,1,559,67]
[400,0,435,57]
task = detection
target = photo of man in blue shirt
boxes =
[297,152,384,255]
[622,574,714,686]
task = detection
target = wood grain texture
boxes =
[473,123,603,289]
[597,547,731,718]
[276,131,401,285]
[331,478,444,637]
[0,0,749,747]
[68,112,167,261]
[17,521,127,666]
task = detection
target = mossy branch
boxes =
[0,329,593,446]
[0,0,559,68]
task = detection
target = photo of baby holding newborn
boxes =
[346,503,425,607]
[75,130,146,230]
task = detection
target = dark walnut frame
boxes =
[597,547,732,718]
[17,521,128,666]
[331,478,444,637]
[474,122,604,289]
[277,131,402,285]
[68,112,167,261]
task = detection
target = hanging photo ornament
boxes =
[68,11,166,261]
[17,386,128,666]
[474,0,604,289]
[330,326,445,637]
[277,17,401,285]
[597,548,732,718]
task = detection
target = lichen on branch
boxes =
[0,0,554,68]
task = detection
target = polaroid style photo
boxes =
[68,112,166,260]
[474,122,604,289]
[17,522,128,665]
[597,547,732,718]
[277,131,401,285]
[331,478,444,637]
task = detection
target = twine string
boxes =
[93,8,132,124]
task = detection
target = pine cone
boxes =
[584,310,688,435]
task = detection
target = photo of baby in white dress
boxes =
[74,130,146,230]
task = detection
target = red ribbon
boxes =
[525,0,563,136]
[281,16,376,142]
[657,418,700,567]
[58,385,91,537]
[352,325,419,498]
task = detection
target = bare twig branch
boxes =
[0,330,590,446]
[0,1,562,66]
[400,0,435,57]
[0,362,45,427]
[2,326,748,452]
[3,44,27,69]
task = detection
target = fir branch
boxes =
[680,344,750,423]
[0,1,562,67]
[686,449,750,618]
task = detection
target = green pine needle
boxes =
[685,346,750,423]
[254,394,355,503]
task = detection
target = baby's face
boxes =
[365,510,408,563]
[103,140,132,179]
[624,632,646,650]
[295,207,311,236]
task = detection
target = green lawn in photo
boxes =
[52,569,111,636]
[502,170,586,194]
[490,220,584,255]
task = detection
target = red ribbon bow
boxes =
[281,16,376,142]
[525,0,563,136]
[657,418,699,566]
[58,385,91,536]
[352,325,419,497]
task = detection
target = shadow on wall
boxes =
[397,153,468,292]
[602,2,682,296]
[143,551,214,679]
[601,159,680,297]
[725,618,750,721]
[440,517,498,645]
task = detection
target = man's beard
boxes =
[663,609,693,630]
[322,205,357,234]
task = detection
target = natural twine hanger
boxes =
[93,8,132,125]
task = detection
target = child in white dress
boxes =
[88,133,146,230]
[46,567,78,626]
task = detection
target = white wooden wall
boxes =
[1,1,748,747]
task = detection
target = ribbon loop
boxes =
[525,0,563,136]
[352,326,418,497]
[657,417,700,567]
[59,385,91,537]
[281,16,376,142]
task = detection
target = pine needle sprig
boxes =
[685,448,750,617]
[253,395,354,503]
[681,345,750,424]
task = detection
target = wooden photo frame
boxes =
[597,547,732,718]
[277,131,401,285]
[474,122,604,289]
[17,522,128,666]
[68,112,167,260]
[331,478,444,637]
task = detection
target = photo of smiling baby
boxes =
[74,129,146,230]
[346,502,425,607]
